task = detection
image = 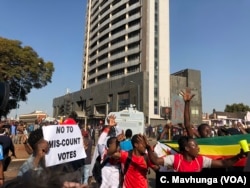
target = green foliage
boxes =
[0,37,55,117]
[224,103,250,112]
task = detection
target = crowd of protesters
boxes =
[0,88,250,187]
[146,117,250,142]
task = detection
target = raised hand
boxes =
[107,114,117,127]
[137,134,149,148]
[179,87,195,102]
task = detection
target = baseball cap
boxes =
[61,118,77,125]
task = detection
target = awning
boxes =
[74,110,86,118]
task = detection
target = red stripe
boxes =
[201,155,246,167]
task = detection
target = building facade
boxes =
[19,110,47,125]
[53,1,202,126]
[170,69,202,125]
[53,68,202,126]
[54,0,170,126]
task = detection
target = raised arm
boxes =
[179,88,196,138]
[237,122,248,135]
[97,114,117,146]
[138,134,164,166]
[211,150,246,168]
[97,115,116,154]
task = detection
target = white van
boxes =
[105,104,145,136]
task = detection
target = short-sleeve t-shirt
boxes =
[120,151,153,188]
[163,154,212,172]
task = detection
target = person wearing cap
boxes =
[61,118,77,125]
[61,117,85,182]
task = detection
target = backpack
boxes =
[92,155,109,185]
[119,150,150,187]
[92,151,149,187]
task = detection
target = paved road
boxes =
[4,144,30,182]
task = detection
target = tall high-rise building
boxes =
[81,0,170,124]
[53,0,203,126]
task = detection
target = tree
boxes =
[0,37,54,117]
[224,103,250,113]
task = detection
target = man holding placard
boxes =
[18,128,49,176]
[17,119,87,186]
[43,123,86,167]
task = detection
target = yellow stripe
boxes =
[166,143,178,149]
[166,143,241,156]
[198,145,241,156]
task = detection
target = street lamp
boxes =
[130,81,140,111]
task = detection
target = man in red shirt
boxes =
[108,134,159,188]
[144,134,246,172]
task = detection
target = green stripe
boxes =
[160,134,250,145]
[165,143,243,156]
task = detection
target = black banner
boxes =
[156,172,250,188]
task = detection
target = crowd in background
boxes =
[145,119,250,141]
[0,88,250,187]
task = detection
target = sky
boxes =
[1,0,250,119]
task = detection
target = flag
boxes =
[154,141,178,157]
[160,134,250,167]
[153,141,178,172]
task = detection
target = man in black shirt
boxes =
[0,127,16,171]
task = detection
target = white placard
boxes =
[42,125,86,167]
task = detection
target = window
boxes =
[118,92,129,110]
[110,69,124,77]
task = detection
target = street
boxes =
[4,144,30,182]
